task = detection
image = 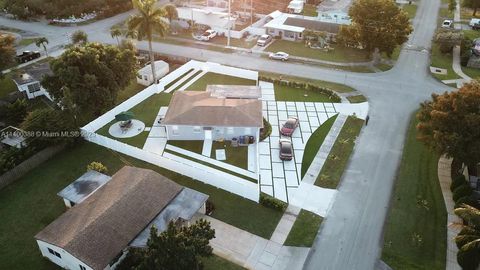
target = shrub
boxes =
[260,118,272,141]
[453,184,473,202]
[454,195,480,209]
[0,145,38,174]
[435,30,464,54]
[87,161,108,173]
[451,158,464,179]
[451,175,468,192]
[259,193,287,212]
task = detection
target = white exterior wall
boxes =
[63,198,73,208]
[266,28,300,41]
[16,81,53,101]
[166,125,259,141]
[36,240,93,270]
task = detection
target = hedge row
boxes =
[258,76,342,103]
[260,118,272,142]
[259,193,287,212]
[451,174,479,209]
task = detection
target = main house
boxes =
[35,166,208,270]
[162,85,263,141]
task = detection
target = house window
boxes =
[27,83,41,93]
[79,265,86,270]
[193,126,201,133]
[47,248,61,258]
[171,126,179,135]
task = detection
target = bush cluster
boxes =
[260,118,272,142]
[452,184,473,203]
[0,146,38,174]
[259,193,287,212]
[87,161,108,174]
[258,76,341,102]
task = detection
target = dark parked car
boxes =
[16,51,41,63]
[279,139,293,161]
[280,117,299,136]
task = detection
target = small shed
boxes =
[136,61,170,86]
[11,62,53,101]
[57,170,111,208]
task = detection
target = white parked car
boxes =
[269,52,289,61]
[469,18,480,27]
[442,19,453,28]
[199,29,217,41]
[257,34,273,46]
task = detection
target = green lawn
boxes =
[283,209,323,247]
[186,72,256,91]
[303,4,318,17]
[462,29,480,40]
[18,38,36,47]
[274,83,336,102]
[169,140,204,154]
[347,95,367,103]
[211,141,248,170]
[267,40,371,63]
[116,80,145,105]
[0,74,17,99]
[301,115,338,178]
[430,44,460,80]
[463,66,480,79]
[203,255,246,270]
[439,7,454,20]
[381,114,446,270]
[400,4,418,19]
[0,142,283,270]
[314,116,364,188]
[260,72,356,93]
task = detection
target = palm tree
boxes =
[71,30,88,45]
[127,0,170,84]
[455,205,480,270]
[35,37,49,57]
[110,27,122,46]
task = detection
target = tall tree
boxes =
[71,30,88,45]
[417,81,480,176]
[127,0,170,84]
[337,0,413,57]
[454,205,480,270]
[463,0,480,16]
[110,27,123,45]
[42,43,136,124]
[0,34,16,72]
[164,4,178,23]
[35,37,49,57]
[117,219,215,270]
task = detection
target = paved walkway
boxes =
[302,114,347,185]
[270,205,301,244]
[192,214,309,270]
[437,157,462,270]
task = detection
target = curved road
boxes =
[0,0,451,268]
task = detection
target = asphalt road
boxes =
[0,0,451,268]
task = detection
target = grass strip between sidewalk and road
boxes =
[381,113,446,270]
[283,209,323,247]
[314,116,364,188]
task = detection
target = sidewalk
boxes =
[437,157,462,270]
[192,214,309,270]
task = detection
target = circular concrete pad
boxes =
[108,120,145,138]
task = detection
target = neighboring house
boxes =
[264,10,348,41]
[136,61,169,86]
[35,166,208,270]
[176,7,236,33]
[0,126,27,148]
[11,62,53,101]
[162,86,263,141]
[287,0,304,14]
[318,10,351,24]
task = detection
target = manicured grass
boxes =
[274,83,335,102]
[267,40,371,63]
[314,116,364,188]
[347,95,367,103]
[116,80,145,105]
[303,4,318,17]
[169,140,204,154]
[0,142,282,270]
[375,63,394,71]
[463,66,480,79]
[260,72,356,93]
[163,68,194,90]
[209,36,256,48]
[186,72,256,91]
[430,44,460,80]
[381,114,446,270]
[439,7,454,20]
[400,4,418,19]
[462,29,480,40]
[283,209,323,247]
[18,38,36,47]
[203,255,246,270]
[211,141,248,170]
[301,115,338,178]
[0,74,17,99]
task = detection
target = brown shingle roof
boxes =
[162,91,263,127]
[35,166,183,270]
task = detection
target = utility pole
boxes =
[227,0,231,46]
[250,0,253,25]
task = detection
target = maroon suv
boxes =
[280,117,299,136]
